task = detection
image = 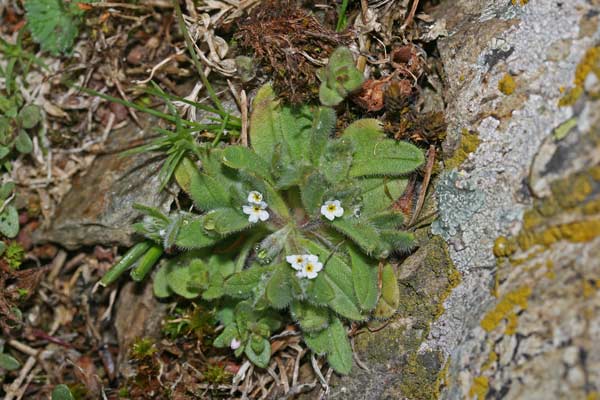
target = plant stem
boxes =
[336,0,350,32]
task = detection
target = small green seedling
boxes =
[318,47,365,106]
[51,384,75,400]
[101,47,423,374]
[0,183,19,239]
[25,0,94,56]
[0,341,21,372]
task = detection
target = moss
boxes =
[480,286,531,332]
[397,351,447,400]
[559,46,600,107]
[468,376,489,400]
[444,129,480,169]
[396,236,461,333]
[498,74,516,95]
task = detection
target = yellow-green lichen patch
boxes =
[559,46,600,107]
[493,236,517,258]
[444,129,481,169]
[480,286,531,333]
[517,219,600,250]
[550,173,593,209]
[498,74,516,95]
[397,351,447,400]
[469,376,489,400]
[396,236,461,334]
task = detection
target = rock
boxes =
[332,1,600,398]
[33,119,173,249]
[330,236,460,399]
[425,1,600,399]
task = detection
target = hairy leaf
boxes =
[222,145,272,182]
[203,208,250,236]
[245,336,271,368]
[374,264,400,319]
[301,239,363,320]
[301,173,328,216]
[357,177,408,215]
[175,216,220,249]
[330,217,381,256]
[249,84,280,164]
[349,246,379,311]
[290,301,330,333]
[304,317,352,374]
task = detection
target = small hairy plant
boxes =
[101,47,424,374]
[0,32,45,172]
[0,183,20,239]
[25,0,94,56]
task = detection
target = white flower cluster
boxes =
[286,254,323,279]
[242,191,270,223]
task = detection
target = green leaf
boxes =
[224,265,275,298]
[0,352,21,371]
[203,208,250,236]
[249,84,280,164]
[304,317,352,374]
[165,264,200,299]
[374,264,400,319]
[130,244,163,282]
[51,384,75,400]
[350,139,424,177]
[213,324,238,348]
[15,130,33,153]
[153,263,172,298]
[379,230,415,255]
[265,265,298,309]
[367,210,405,230]
[305,274,335,305]
[290,301,330,332]
[175,216,220,249]
[320,138,354,183]
[18,104,42,129]
[173,156,197,193]
[25,0,88,56]
[319,47,364,107]
[301,173,328,216]
[222,145,272,182]
[100,241,151,286]
[301,239,364,320]
[349,246,379,311]
[357,177,408,215]
[189,171,231,211]
[0,205,19,238]
[330,217,381,256]
[245,336,271,368]
[319,82,345,106]
[309,107,336,165]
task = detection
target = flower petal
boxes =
[286,255,298,264]
[242,205,253,215]
[258,210,270,221]
[248,191,263,204]
[248,213,259,223]
[306,254,319,263]
[230,338,241,350]
[333,206,344,217]
[296,270,306,278]
[312,261,323,273]
[306,270,318,279]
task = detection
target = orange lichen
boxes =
[469,376,489,400]
[480,286,531,332]
[498,74,516,95]
[559,46,600,106]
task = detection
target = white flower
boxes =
[286,254,318,271]
[296,258,323,280]
[230,338,241,350]
[320,200,344,221]
[247,191,264,205]
[242,203,269,223]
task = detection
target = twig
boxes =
[240,89,248,147]
[4,356,37,400]
[408,145,435,226]
[0,192,15,214]
[401,0,421,30]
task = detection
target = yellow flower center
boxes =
[253,194,261,201]
[306,263,314,272]
[296,257,303,264]
[253,206,260,212]
[328,205,336,212]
